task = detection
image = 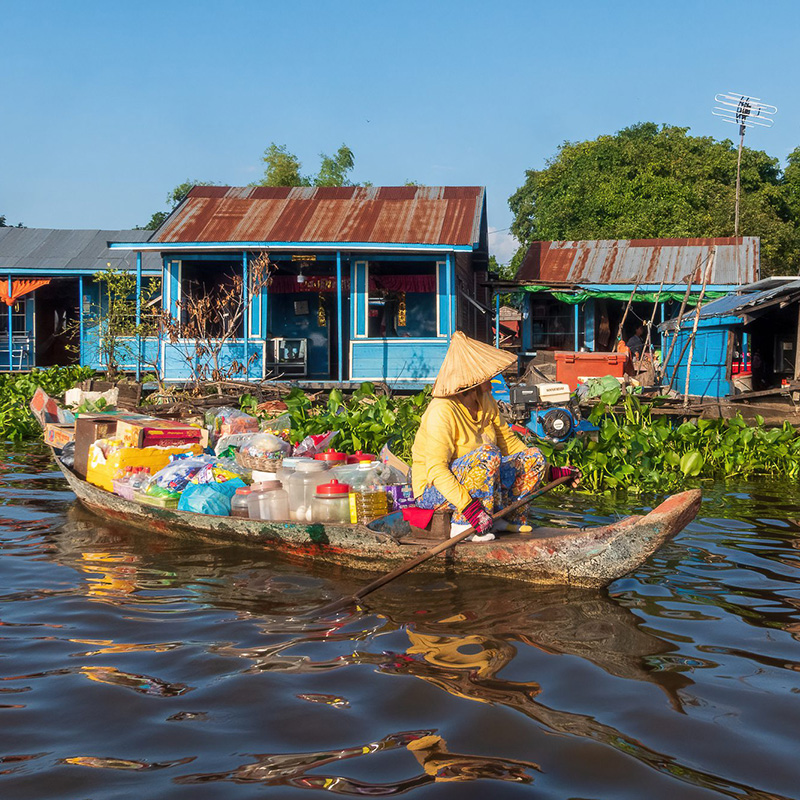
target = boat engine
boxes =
[491,376,593,443]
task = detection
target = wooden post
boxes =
[683,248,716,407]
[616,275,641,349]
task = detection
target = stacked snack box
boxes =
[85,417,207,493]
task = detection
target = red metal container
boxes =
[555,352,632,390]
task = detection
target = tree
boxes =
[0,215,24,228]
[314,144,355,187]
[257,143,310,187]
[140,180,216,230]
[77,267,160,379]
[256,142,357,187]
[509,123,800,276]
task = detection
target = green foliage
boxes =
[315,145,355,187]
[545,393,800,495]
[256,142,357,188]
[0,366,93,441]
[281,384,430,462]
[0,215,24,228]
[82,268,160,378]
[509,122,800,276]
[258,143,310,187]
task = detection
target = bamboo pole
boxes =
[660,273,696,377]
[682,248,716,407]
[616,274,641,349]
[642,280,664,357]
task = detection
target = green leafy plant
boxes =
[280,383,430,462]
[546,394,800,494]
[0,366,93,441]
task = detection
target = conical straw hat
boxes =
[431,331,516,397]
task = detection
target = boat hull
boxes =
[56,461,701,588]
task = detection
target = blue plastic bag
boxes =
[177,477,246,516]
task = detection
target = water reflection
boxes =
[176,730,540,791]
[3,446,800,798]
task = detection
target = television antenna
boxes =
[713,92,777,236]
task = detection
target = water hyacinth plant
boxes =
[544,393,800,494]
[0,366,94,441]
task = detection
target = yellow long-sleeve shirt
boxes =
[411,393,526,511]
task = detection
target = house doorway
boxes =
[35,279,79,367]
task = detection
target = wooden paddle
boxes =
[317,475,572,615]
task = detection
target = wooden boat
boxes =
[54,457,701,588]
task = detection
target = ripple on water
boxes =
[0,444,799,798]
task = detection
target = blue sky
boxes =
[3,0,799,263]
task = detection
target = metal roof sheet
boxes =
[0,228,161,272]
[660,279,800,330]
[516,237,759,286]
[152,186,486,247]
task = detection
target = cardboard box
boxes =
[73,413,154,478]
[44,423,75,450]
[86,441,203,493]
[116,418,208,450]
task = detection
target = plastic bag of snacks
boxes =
[191,458,248,485]
[206,407,259,443]
[293,431,337,457]
[146,455,214,494]
[241,432,291,459]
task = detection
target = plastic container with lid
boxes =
[311,479,351,523]
[287,461,329,521]
[276,456,311,490]
[314,449,348,468]
[346,451,377,464]
[248,480,283,520]
[331,461,381,490]
[349,486,389,524]
[231,487,251,518]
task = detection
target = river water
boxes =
[1,443,799,799]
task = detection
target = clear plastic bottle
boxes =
[231,487,251,518]
[287,461,329,521]
[247,483,269,520]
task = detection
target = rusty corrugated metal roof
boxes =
[153,186,486,247]
[516,237,759,285]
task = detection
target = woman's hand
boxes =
[550,466,582,488]
[461,499,493,534]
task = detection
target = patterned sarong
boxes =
[417,444,547,524]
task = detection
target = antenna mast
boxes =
[712,92,777,237]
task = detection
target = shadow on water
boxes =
[1,443,800,797]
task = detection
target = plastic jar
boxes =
[346,451,377,464]
[266,485,290,521]
[276,457,311,490]
[349,486,389,524]
[248,480,283,520]
[287,461,329,521]
[314,449,348,468]
[311,479,351,523]
[231,487,251,518]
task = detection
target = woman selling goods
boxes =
[411,332,578,542]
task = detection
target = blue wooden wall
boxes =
[662,317,738,398]
[350,338,449,383]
